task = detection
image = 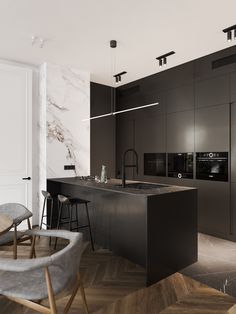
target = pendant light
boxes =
[83,40,159,121]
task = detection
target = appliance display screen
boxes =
[144,153,166,176]
[168,153,193,179]
[196,152,228,181]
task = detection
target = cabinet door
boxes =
[167,110,194,153]
[195,104,229,152]
[230,72,236,103]
[116,117,135,179]
[195,76,229,108]
[135,114,166,180]
[197,181,230,237]
[231,102,236,182]
[166,84,194,113]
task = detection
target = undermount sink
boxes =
[116,182,165,189]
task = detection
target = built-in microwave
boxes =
[196,152,228,182]
[168,153,193,179]
[144,153,166,176]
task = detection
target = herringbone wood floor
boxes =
[0,237,146,314]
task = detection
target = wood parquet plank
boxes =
[0,237,146,314]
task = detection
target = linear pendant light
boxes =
[82,102,159,121]
[82,40,159,122]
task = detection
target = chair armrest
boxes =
[0,255,52,272]
[24,229,76,240]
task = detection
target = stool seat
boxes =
[68,197,90,205]
[56,194,94,251]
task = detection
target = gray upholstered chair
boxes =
[0,203,33,259]
[0,229,88,314]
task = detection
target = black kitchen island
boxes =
[47,177,198,285]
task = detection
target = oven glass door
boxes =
[168,153,193,179]
[196,152,228,181]
[144,153,166,176]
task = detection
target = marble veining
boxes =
[43,63,90,178]
[38,62,90,225]
[181,233,236,297]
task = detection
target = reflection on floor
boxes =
[181,233,236,297]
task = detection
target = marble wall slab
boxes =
[39,62,90,224]
[45,63,90,177]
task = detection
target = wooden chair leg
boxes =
[29,235,36,259]
[78,273,89,314]
[63,281,79,314]
[13,224,17,259]
[45,267,57,314]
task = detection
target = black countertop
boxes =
[48,177,196,196]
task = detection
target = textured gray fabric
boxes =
[0,230,83,300]
[0,231,24,245]
[0,203,32,225]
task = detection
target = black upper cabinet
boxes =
[90,83,116,177]
[195,45,236,80]
[195,104,229,152]
[195,75,229,108]
[166,84,194,113]
[230,71,236,102]
[167,110,194,153]
[116,116,135,179]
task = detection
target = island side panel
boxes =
[146,189,198,285]
[48,180,147,268]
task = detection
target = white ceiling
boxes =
[0,0,236,86]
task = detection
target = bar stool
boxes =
[56,194,94,251]
[40,190,54,245]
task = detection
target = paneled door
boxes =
[0,63,32,228]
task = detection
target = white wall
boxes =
[0,59,90,225]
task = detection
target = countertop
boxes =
[48,177,196,196]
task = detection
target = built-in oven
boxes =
[196,152,228,182]
[168,153,193,179]
[144,153,166,176]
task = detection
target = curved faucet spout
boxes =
[122,149,139,188]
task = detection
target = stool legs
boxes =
[85,203,95,251]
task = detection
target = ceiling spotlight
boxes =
[156,51,175,68]
[223,24,236,42]
[227,31,232,42]
[114,71,127,84]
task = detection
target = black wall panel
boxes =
[116,116,135,179]
[231,102,236,182]
[230,72,236,102]
[135,114,166,181]
[167,110,194,153]
[195,104,229,152]
[166,84,194,113]
[197,181,230,237]
[90,82,116,178]
[195,75,229,108]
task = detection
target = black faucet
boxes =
[122,149,139,187]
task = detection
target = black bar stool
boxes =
[40,190,55,245]
[56,194,94,251]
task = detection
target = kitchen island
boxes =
[47,177,197,285]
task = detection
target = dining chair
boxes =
[0,203,33,259]
[0,229,88,314]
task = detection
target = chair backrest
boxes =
[58,194,70,204]
[0,203,32,225]
[41,190,53,199]
[50,231,83,283]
